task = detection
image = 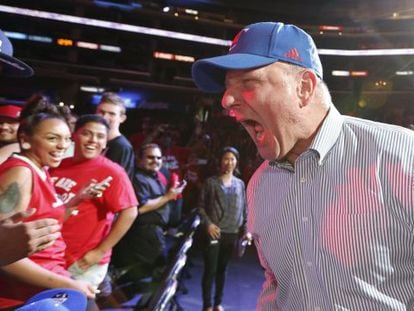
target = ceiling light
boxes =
[331,70,350,76]
[395,71,413,75]
[76,41,99,49]
[100,44,121,52]
[4,31,27,40]
[28,35,53,43]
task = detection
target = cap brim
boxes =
[0,53,34,77]
[192,53,278,93]
[0,115,19,120]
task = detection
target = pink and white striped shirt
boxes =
[248,106,414,310]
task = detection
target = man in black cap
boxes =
[0,29,61,266]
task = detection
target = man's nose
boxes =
[221,91,235,109]
[89,135,98,143]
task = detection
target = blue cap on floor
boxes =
[16,288,87,311]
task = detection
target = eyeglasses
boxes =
[146,155,162,160]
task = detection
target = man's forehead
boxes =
[78,122,108,133]
[144,147,162,155]
[97,102,121,113]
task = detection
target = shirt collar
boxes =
[137,166,158,178]
[309,105,344,165]
[269,105,343,169]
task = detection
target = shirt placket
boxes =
[295,153,327,310]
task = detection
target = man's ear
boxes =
[297,70,317,108]
[120,113,127,124]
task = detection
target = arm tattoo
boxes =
[0,182,21,214]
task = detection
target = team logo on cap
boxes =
[229,28,248,51]
[51,292,69,305]
[284,48,302,61]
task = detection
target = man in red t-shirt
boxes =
[50,114,138,289]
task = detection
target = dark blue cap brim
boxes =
[192,53,279,93]
[0,53,34,77]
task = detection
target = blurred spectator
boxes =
[96,92,135,180]
[0,104,21,148]
[129,116,155,151]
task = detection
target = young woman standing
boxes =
[198,147,249,311]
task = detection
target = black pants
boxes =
[112,224,167,281]
[201,232,238,309]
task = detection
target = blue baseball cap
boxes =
[16,288,87,311]
[0,29,34,77]
[192,22,323,93]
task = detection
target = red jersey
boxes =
[50,156,138,266]
[0,155,68,308]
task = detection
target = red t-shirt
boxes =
[50,156,138,267]
[0,155,68,308]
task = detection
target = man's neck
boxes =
[285,106,330,165]
[108,129,121,141]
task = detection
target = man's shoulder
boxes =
[342,116,414,145]
[108,134,133,149]
[247,161,269,184]
[97,156,130,174]
[134,169,154,181]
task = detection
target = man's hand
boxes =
[76,248,105,271]
[76,177,112,201]
[0,209,61,266]
[70,279,96,299]
[166,180,187,201]
[241,232,253,245]
[207,223,221,240]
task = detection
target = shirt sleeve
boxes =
[197,178,213,227]
[102,166,138,213]
[134,176,152,206]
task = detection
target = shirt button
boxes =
[302,216,308,222]
[314,306,321,311]
[300,177,306,183]
[306,261,312,267]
